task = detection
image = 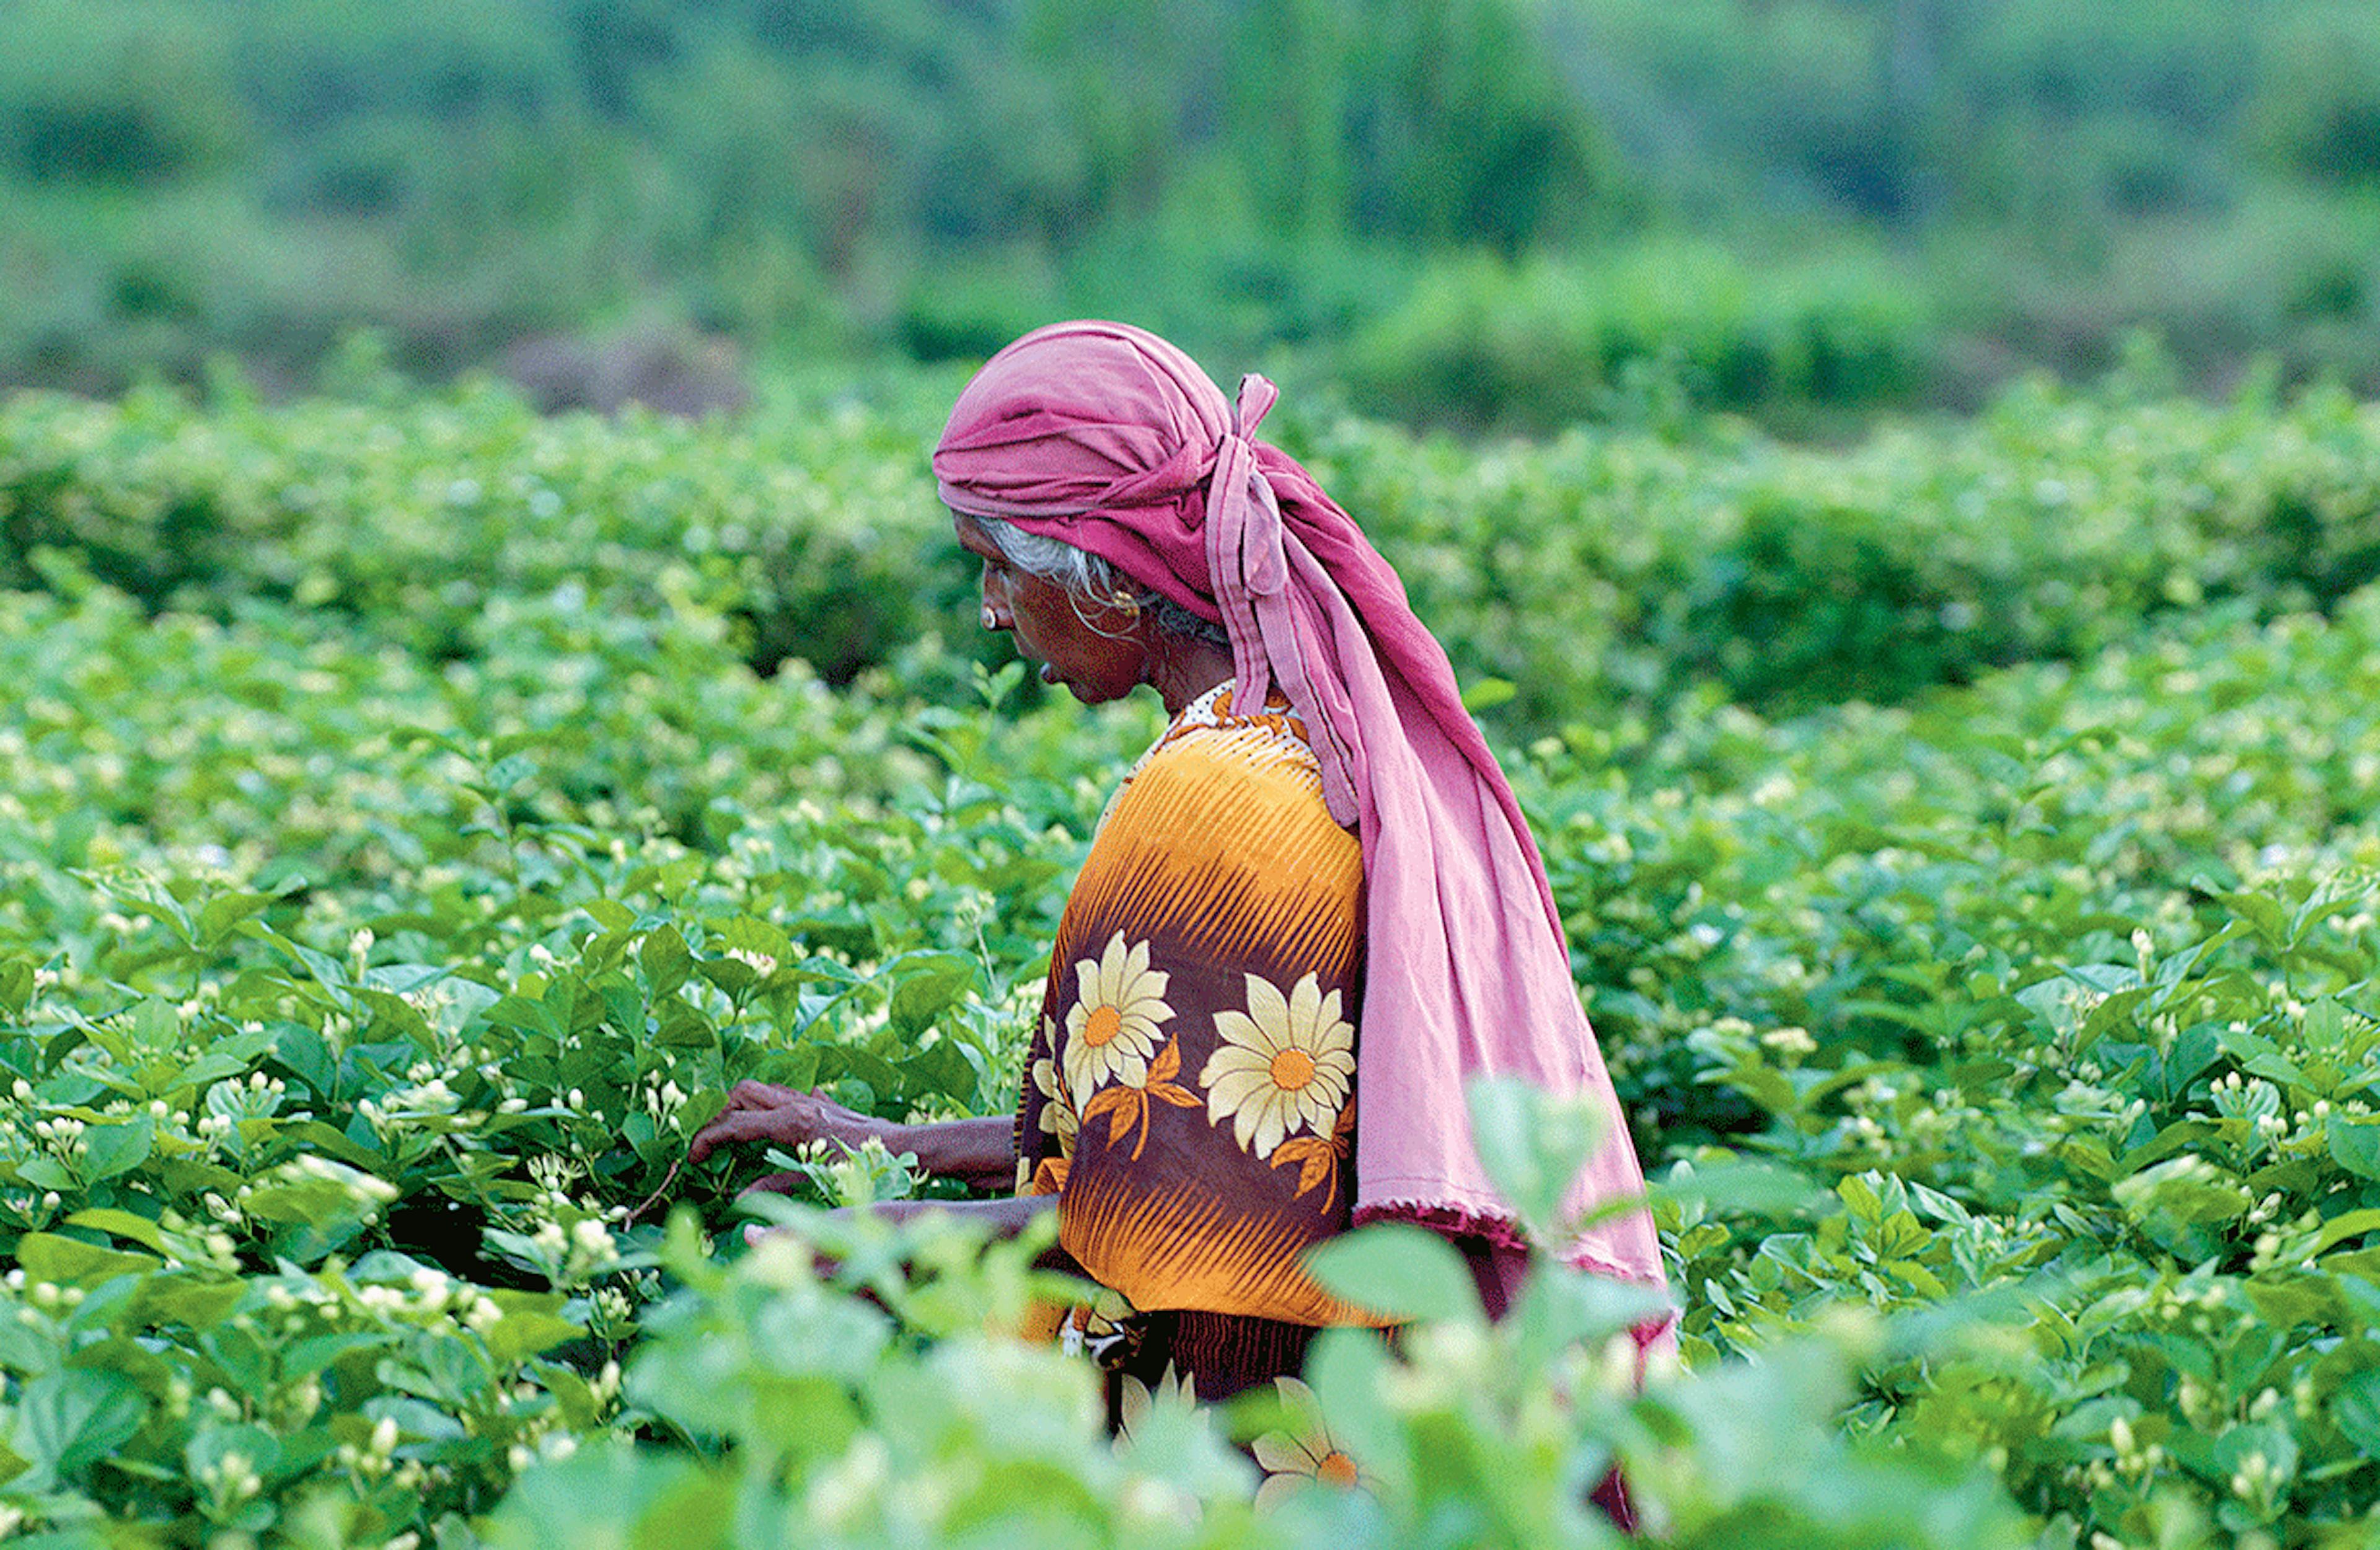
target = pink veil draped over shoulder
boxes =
[933,320,1670,1316]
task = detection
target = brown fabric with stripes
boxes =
[1015,684,1378,1329]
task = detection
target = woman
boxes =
[689,320,1669,1407]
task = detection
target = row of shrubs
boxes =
[4,552,2377,1543]
[1333,242,1936,433]
[4,369,2379,734]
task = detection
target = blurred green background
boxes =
[4,0,2379,432]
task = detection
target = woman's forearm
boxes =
[873,1191,1060,1248]
[886,1116,1018,1191]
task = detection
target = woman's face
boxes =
[956,516,1148,705]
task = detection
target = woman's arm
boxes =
[689,1081,1017,1192]
[884,1116,1018,1191]
[868,1192,1055,1239]
[745,1192,1069,1272]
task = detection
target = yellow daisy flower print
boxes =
[1113,1364,1194,1451]
[1032,1019,1078,1158]
[1062,933,1174,1096]
[1252,1376,1373,1509]
[1201,972,1355,1160]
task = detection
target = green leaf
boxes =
[15,1156,74,1191]
[483,1441,722,1550]
[2119,1120,2224,1173]
[820,1046,903,1103]
[2338,1372,2380,1456]
[2210,887,2291,948]
[583,899,638,933]
[1838,1173,1885,1225]
[11,1370,146,1486]
[694,956,754,996]
[484,993,565,1039]
[138,1274,247,1331]
[2213,1421,2298,1484]
[2311,1208,2380,1258]
[0,956,33,1016]
[2113,1156,2250,1227]
[2303,998,2350,1052]
[640,927,691,998]
[2329,1117,2380,1181]
[1304,1223,1482,1325]
[1508,1260,1674,1360]
[273,1024,337,1098]
[16,1232,159,1290]
[127,997,180,1050]
[1460,677,1518,713]
[186,1421,281,1486]
[1465,1074,1608,1241]
[63,1209,165,1254]
[196,891,279,948]
[488,753,539,792]
[898,1040,977,1107]
[2245,1273,2335,1330]
[484,1308,585,1364]
[1649,1157,1818,1220]
[79,1118,153,1182]
[284,1331,395,1380]
[889,953,974,1035]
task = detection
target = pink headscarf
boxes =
[935,321,1665,1295]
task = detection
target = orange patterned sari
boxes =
[1016,684,1384,1395]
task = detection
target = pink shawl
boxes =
[933,320,1665,1294]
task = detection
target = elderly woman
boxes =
[689,320,1667,1407]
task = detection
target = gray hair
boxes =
[971,516,1229,647]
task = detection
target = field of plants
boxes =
[1,372,2378,1548]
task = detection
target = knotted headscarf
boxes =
[935,321,1665,1296]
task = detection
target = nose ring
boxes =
[982,606,999,630]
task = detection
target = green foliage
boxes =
[1339,241,1933,430]
[0,0,254,187]
[2247,3,2380,187]
[9,0,2380,417]
[3,378,2380,1542]
[0,374,985,689]
[1521,591,2380,1543]
[1303,371,2380,724]
[9,368,2380,742]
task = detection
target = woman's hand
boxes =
[688,1081,890,1166]
[690,1086,1016,1192]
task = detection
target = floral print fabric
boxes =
[1016,684,1378,1337]
[1204,972,1356,1161]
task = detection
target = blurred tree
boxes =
[1346,0,1623,249]
[564,0,687,120]
[2249,1,2380,187]
[2,0,2378,407]
[234,0,585,133]
[1223,0,1354,238]
[0,0,253,185]
[1021,0,1219,229]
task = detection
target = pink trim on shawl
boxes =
[933,320,1668,1300]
